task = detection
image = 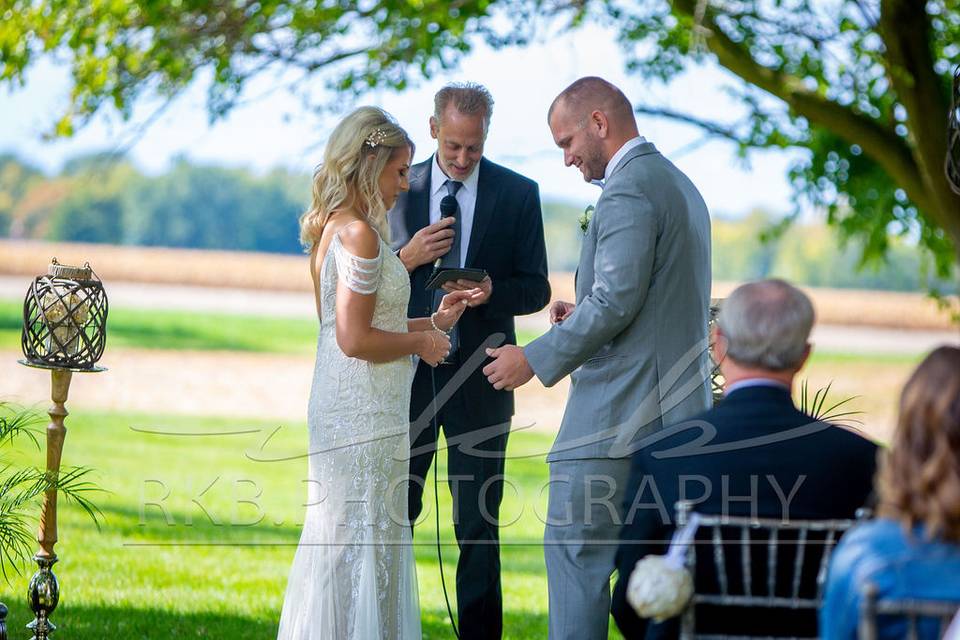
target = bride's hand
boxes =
[435,289,482,331]
[418,330,451,367]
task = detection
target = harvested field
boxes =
[3,238,957,329]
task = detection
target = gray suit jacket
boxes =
[525,142,712,462]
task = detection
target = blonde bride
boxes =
[277,107,481,640]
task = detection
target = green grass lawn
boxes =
[0,295,926,637]
[0,409,614,639]
[0,299,543,353]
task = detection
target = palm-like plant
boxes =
[0,402,102,582]
[798,380,864,429]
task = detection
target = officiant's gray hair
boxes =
[716,279,815,371]
[434,82,495,135]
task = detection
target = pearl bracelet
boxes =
[430,312,450,334]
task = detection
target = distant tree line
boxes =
[712,210,957,294]
[0,153,954,293]
[1,153,306,254]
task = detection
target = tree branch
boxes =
[878,0,960,238]
[670,0,932,214]
[634,104,743,144]
[257,45,369,73]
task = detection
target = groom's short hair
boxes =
[549,76,633,123]
[434,82,495,135]
[717,279,815,371]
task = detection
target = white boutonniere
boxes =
[579,205,595,234]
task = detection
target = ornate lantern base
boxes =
[26,555,58,640]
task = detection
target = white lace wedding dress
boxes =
[277,226,421,640]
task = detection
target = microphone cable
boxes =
[430,364,461,639]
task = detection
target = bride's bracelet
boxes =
[430,312,451,334]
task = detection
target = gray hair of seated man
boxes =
[716,279,815,371]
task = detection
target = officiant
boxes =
[389,82,551,640]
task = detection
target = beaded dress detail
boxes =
[277,225,420,640]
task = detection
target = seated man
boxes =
[611,279,879,639]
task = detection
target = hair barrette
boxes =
[365,127,388,148]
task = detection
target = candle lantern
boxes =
[18,259,108,640]
[948,64,960,195]
[21,259,108,369]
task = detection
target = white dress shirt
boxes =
[724,377,790,397]
[430,153,479,268]
[600,135,647,185]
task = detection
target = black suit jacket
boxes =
[389,155,551,428]
[611,384,879,639]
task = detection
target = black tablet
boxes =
[425,267,489,290]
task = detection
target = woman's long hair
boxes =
[878,345,960,542]
[299,106,412,248]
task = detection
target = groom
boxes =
[389,82,551,639]
[483,77,712,639]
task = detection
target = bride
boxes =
[277,106,481,639]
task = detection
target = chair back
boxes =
[858,582,960,640]
[676,499,859,640]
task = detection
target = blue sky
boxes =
[1,23,804,216]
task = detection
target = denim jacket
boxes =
[820,518,960,639]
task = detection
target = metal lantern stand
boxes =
[18,259,108,640]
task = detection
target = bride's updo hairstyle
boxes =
[300,106,413,248]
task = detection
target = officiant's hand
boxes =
[398,218,456,271]
[549,300,575,324]
[442,276,492,307]
[434,289,483,331]
[483,345,534,391]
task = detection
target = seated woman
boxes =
[820,345,960,640]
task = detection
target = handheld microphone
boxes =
[433,195,459,270]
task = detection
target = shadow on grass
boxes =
[414,542,547,580]
[0,602,549,639]
[70,501,552,582]
[422,607,549,639]
[91,502,305,545]
[0,602,279,639]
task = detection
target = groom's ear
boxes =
[591,110,610,138]
[429,116,440,140]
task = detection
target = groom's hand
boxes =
[483,345,534,391]
[549,300,575,324]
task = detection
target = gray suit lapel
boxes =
[571,143,658,302]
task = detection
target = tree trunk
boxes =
[879,0,960,260]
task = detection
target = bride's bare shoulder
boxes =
[331,215,379,260]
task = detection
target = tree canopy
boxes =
[2,0,959,287]
[614,0,960,286]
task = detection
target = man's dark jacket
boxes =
[612,384,879,639]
